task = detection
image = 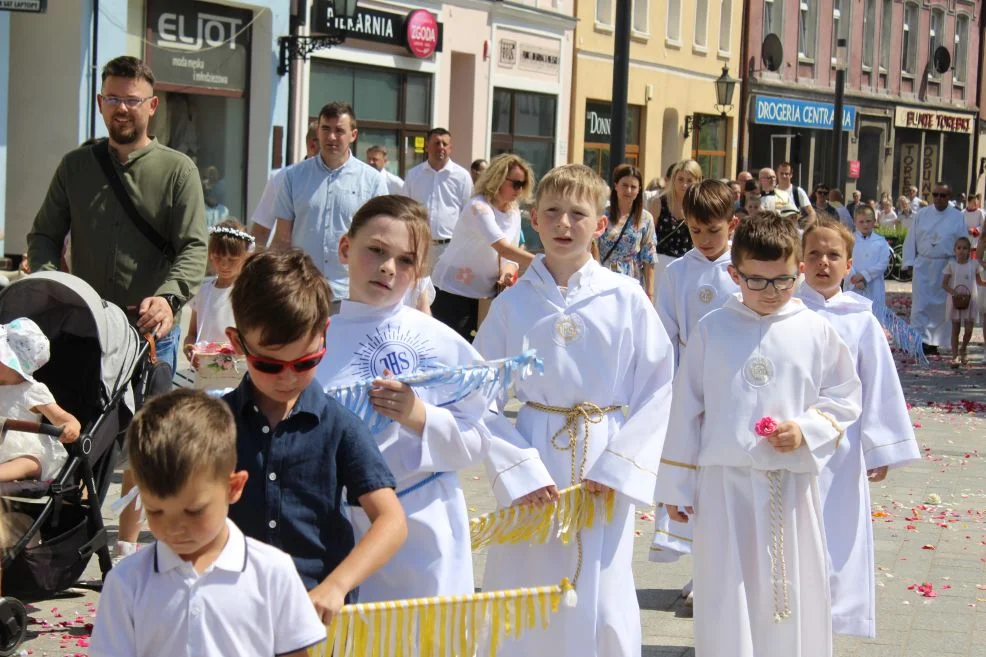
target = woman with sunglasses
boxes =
[431,153,536,341]
[317,195,541,603]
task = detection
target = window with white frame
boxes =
[879,0,892,71]
[902,2,918,74]
[632,0,648,33]
[955,14,969,84]
[831,0,850,66]
[929,9,945,78]
[695,0,709,48]
[798,0,816,60]
[718,0,732,53]
[595,0,612,26]
[763,0,783,37]
[667,0,682,42]
[862,0,876,69]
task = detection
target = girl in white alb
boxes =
[798,221,919,637]
[316,196,544,602]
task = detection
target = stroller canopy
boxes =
[0,272,142,411]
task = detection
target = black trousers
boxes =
[432,288,480,342]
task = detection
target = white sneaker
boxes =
[112,540,143,565]
[681,578,694,597]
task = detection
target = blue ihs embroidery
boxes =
[354,324,439,380]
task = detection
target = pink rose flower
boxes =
[755,416,777,437]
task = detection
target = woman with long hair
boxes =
[647,159,703,291]
[596,164,657,299]
[431,153,535,340]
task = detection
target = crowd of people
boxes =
[4,55,955,657]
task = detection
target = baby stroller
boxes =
[0,272,170,655]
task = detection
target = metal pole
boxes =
[608,0,631,170]
[830,66,845,190]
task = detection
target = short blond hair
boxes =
[802,218,855,258]
[535,163,609,213]
[473,153,535,206]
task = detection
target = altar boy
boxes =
[658,211,862,657]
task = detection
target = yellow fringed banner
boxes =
[308,579,577,657]
[469,483,616,551]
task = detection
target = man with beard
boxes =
[27,55,207,561]
[902,182,968,355]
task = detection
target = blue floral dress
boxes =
[597,209,658,286]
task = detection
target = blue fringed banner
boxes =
[325,350,543,433]
[872,301,929,366]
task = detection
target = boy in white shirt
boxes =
[475,164,674,657]
[798,219,920,637]
[90,389,326,657]
[658,211,862,657]
[649,180,740,591]
[845,205,891,308]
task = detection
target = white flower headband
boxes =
[209,225,256,244]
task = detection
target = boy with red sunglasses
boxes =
[223,250,407,625]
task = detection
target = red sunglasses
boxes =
[237,332,326,375]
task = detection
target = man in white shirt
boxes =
[250,123,319,244]
[403,128,473,262]
[774,161,815,222]
[366,145,405,195]
[907,185,922,214]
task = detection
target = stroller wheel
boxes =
[0,597,27,656]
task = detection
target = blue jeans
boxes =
[154,324,181,377]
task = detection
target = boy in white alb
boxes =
[845,205,891,309]
[658,211,862,657]
[90,390,326,657]
[649,181,739,586]
[798,219,919,637]
[475,164,674,657]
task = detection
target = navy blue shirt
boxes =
[224,376,396,591]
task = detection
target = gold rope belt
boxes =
[523,401,625,587]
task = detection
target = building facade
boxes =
[570,0,744,184]
[741,0,980,202]
[0,0,291,259]
[301,0,575,180]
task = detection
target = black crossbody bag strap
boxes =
[601,210,633,265]
[92,140,176,262]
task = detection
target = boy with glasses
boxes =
[223,250,407,623]
[658,211,861,657]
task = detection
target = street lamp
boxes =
[713,65,738,116]
[277,0,359,76]
[829,37,848,191]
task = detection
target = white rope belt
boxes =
[766,470,792,623]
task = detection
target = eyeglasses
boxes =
[100,95,152,109]
[237,332,326,375]
[815,190,829,195]
[932,193,949,198]
[505,178,526,191]
[736,270,798,292]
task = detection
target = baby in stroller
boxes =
[0,318,81,483]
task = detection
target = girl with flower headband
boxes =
[182,219,254,368]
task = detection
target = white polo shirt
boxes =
[89,519,326,657]
[403,159,474,240]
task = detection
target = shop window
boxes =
[798,0,816,61]
[718,0,732,53]
[491,88,557,180]
[862,0,876,70]
[763,0,782,38]
[582,102,642,179]
[691,115,727,181]
[632,0,648,34]
[309,61,432,176]
[902,3,918,74]
[666,0,681,43]
[929,9,945,79]
[955,15,969,85]
[694,0,708,49]
[596,0,612,26]
[879,0,892,73]
[831,0,850,67]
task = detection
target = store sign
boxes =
[848,160,860,179]
[898,143,919,195]
[518,45,560,75]
[921,144,939,198]
[499,39,517,68]
[0,0,46,12]
[146,0,251,93]
[894,107,974,134]
[753,95,856,131]
[312,2,443,58]
[584,101,640,144]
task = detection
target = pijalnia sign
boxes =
[311,2,443,59]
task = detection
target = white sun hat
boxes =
[0,318,50,384]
